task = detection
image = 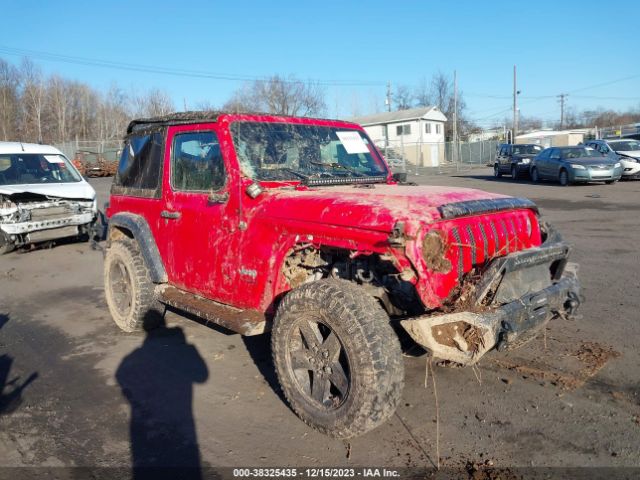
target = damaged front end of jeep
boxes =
[399,197,581,366]
[0,192,97,251]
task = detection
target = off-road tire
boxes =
[494,164,502,178]
[271,279,404,438]
[104,237,163,332]
[559,169,569,186]
[531,167,539,183]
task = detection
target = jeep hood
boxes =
[260,184,514,233]
[0,182,96,200]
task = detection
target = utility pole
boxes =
[512,65,519,143]
[558,93,568,130]
[453,70,458,164]
[386,81,392,112]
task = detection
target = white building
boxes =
[349,107,447,167]
[515,129,589,147]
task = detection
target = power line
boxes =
[568,74,640,94]
[0,45,386,87]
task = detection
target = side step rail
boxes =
[159,286,268,336]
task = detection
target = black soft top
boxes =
[126,111,223,134]
[126,110,357,135]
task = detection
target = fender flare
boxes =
[107,212,168,283]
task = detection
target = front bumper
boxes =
[0,212,95,235]
[621,160,640,178]
[571,166,623,183]
[401,235,581,365]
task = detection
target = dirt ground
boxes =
[1,170,639,477]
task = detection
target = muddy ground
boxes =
[1,170,639,477]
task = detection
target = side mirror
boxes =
[392,172,408,183]
[207,191,229,204]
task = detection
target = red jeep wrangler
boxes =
[104,112,581,437]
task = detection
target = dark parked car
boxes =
[494,143,544,179]
[530,146,623,186]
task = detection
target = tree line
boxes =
[0,58,174,144]
[2,56,639,145]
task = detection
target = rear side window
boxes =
[171,131,225,192]
[113,132,164,197]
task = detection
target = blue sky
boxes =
[1,0,639,127]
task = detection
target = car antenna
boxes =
[19,140,25,151]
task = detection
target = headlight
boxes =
[614,162,621,168]
[520,158,530,164]
[525,215,532,236]
[570,164,586,170]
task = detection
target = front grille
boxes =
[442,210,536,278]
[421,208,541,304]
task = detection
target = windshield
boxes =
[512,145,542,155]
[230,122,388,182]
[0,153,82,186]
[609,140,640,152]
[560,147,602,159]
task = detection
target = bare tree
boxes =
[0,59,20,141]
[140,88,174,117]
[21,58,46,143]
[223,75,326,117]
[394,85,413,110]
[194,100,218,111]
[413,77,431,108]
[47,75,71,142]
[424,71,474,138]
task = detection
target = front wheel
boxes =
[531,167,540,183]
[271,280,404,438]
[605,180,618,185]
[510,165,519,180]
[0,232,15,254]
[559,169,570,186]
[494,164,502,178]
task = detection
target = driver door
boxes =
[157,124,238,304]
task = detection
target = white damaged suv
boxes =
[0,142,98,253]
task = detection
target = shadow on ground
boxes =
[116,315,209,479]
[0,313,38,415]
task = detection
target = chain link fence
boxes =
[54,140,122,163]
[378,138,500,175]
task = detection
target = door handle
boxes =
[161,210,181,219]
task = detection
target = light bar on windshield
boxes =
[304,176,388,186]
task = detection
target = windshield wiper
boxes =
[281,168,310,180]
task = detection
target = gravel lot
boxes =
[1,169,639,476]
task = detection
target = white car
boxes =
[0,142,98,253]
[586,139,640,179]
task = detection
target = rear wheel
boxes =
[494,164,502,178]
[271,280,404,438]
[559,169,569,186]
[104,237,163,332]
